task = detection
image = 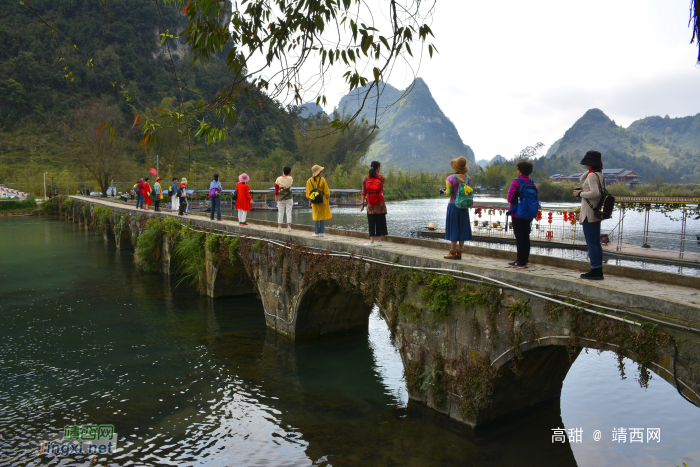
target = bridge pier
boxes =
[204,242,254,298]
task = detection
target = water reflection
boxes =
[0,217,698,466]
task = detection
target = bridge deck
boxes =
[74,196,700,329]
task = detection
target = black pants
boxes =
[179,197,187,215]
[368,213,388,237]
[511,217,531,264]
[154,199,160,211]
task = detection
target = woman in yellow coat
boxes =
[306,164,331,236]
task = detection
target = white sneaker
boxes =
[277,227,282,232]
[364,242,375,246]
[287,227,292,231]
[312,233,319,237]
[320,233,324,237]
[375,242,383,246]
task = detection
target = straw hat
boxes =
[450,157,468,174]
[239,173,250,183]
[181,177,187,184]
[311,164,324,177]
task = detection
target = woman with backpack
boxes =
[306,165,331,237]
[361,161,387,246]
[507,160,538,268]
[574,150,605,280]
[235,173,252,225]
[440,157,473,259]
[135,178,144,209]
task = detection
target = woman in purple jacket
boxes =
[507,160,536,268]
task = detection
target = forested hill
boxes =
[628,114,700,153]
[542,108,700,182]
[1,1,382,187]
[337,78,477,173]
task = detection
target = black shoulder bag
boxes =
[585,172,615,220]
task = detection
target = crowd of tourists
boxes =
[113,149,607,281]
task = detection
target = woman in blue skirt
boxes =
[440,156,472,259]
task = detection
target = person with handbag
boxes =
[275,166,294,231]
[209,173,223,221]
[361,161,387,246]
[235,173,252,225]
[574,150,605,280]
[154,177,163,212]
[306,165,331,237]
[440,156,472,259]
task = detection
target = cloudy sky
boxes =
[314,0,700,161]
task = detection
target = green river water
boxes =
[1,216,698,466]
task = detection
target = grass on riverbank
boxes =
[0,196,37,211]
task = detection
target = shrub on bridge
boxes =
[59,197,74,214]
[92,206,111,234]
[173,228,206,292]
[136,219,164,272]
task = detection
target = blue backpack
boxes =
[507,178,540,220]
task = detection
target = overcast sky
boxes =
[312,0,700,161]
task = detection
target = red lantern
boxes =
[536,211,542,221]
[548,212,553,224]
[476,208,482,218]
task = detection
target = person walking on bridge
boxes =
[440,156,472,259]
[306,165,331,237]
[209,173,223,221]
[235,173,252,225]
[362,161,387,246]
[574,150,605,280]
[275,166,294,231]
[143,177,152,210]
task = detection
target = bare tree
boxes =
[71,104,133,196]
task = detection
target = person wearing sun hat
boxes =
[306,164,331,236]
[235,173,252,225]
[440,156,473,259]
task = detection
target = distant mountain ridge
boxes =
[541,108,700,182]
[545,108,700,166]
[336,78,477,173]
[476,155,507,168]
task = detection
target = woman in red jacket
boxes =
[235,173,252,225]
[143,177,152,210]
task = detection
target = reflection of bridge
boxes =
[55,195,700,427]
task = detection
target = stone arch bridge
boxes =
[52,196,700,427]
